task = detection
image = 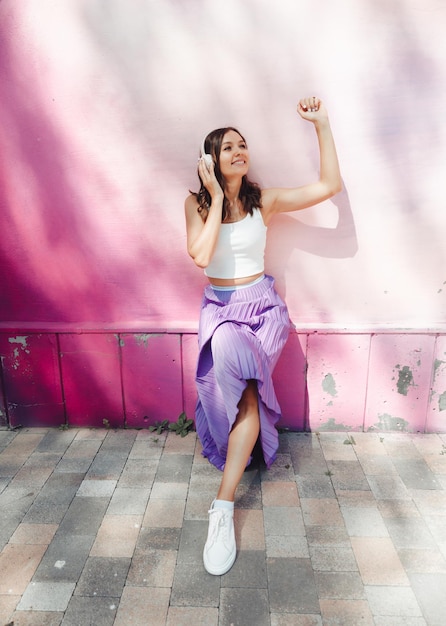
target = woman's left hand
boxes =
[297,96,329,123]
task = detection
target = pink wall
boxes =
[0,329,445,433]
[1,1,445,432]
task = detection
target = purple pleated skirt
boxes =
[195,274,291,471]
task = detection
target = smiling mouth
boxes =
[232,159,246,165]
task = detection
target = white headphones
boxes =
[201,137,213,170]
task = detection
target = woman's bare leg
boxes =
[216,379,260,502]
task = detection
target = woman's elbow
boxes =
[332,180,343,195]
[188,249,209,269]
[326,178,343,197]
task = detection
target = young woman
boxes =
[185,96,342,576]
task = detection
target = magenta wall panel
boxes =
[306,333,370,432]
[273,332,307,430]
[121,333,182,428]
[364,334,436,433]
[426,336,446,433]
[59,333,123,428]
[181,334,199,423]
[0,334,64,427]
[0,376,7,427]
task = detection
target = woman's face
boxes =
[218,130,249,178]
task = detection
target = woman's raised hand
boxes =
[297,96,329,123]
[198,156,224,200]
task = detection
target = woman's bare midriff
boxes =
[208,271,264,287]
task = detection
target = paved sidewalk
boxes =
[0,428,445,625]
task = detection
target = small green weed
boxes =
[169,412,194,437]
[440,444,446,456]
[59,423,69,431]
[102,418,110,429]
[149,419,170,435]
[325,469,333,477]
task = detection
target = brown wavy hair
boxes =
[191,127,262,222]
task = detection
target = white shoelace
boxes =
[207,508,231,544]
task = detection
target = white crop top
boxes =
[204,208,267,279]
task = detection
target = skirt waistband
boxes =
[210,274,265,292]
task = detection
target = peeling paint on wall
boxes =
[395,365,415,396]
[439,392,446,412]
[134,333,163,348]
[322,373,337,397]
[318,418,352,432]
[372,413,410,432]
[434,359,445,382]
[8,336,29,348]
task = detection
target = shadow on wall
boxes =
[266,185,358,298]
[0,9,170,327]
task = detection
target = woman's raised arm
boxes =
[261,97,342,225]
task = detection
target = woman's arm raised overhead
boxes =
[261,97,342,226]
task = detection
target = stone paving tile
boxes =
[314,571,366,600]
[135,526,181,552]
[107,486,151,515]
[266,534,310,558]
[117,458,158,488]
[113,585,171,626]
[150,480,189,500]
[351,536,409,586]
[10,610,64,625]
[267,557,319,614]
[74,556,131,597]
[126,548,177,587]
[357,453,398,475]
[392,458,443,490]
[309,545,358,572]
[319,598,374,625]
[235,508,265,550]
[270,614,323,626]
[155,454,194,483]
[373,618,427,626]
[170,561,220,607]
[165,605,219,626]
[61,596,117,626]
[0,594,20,624]
[23,473,84,524]
[219,587,270,626]
[143,498,186,528]
[85,451,128,480]
[327,460,371,492]
[301,498,344,527]
[262,480,300,506]
[33,534,95,583]
[57,495,110,536]
[341,506,389,537]
[365,584,423,618]
[90,514,142,557]
[2,428,446,625]
[384,516,438,550]
[9,522,58,545]
[295,473,336,498]
[408,572,446,626]
[367,473,411,500]
[263,505,306,536]
[17,581,76,611]
[0,544,47,594]
[398,547,446,574]
[221,549,267,588]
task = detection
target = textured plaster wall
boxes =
[1,1,446,431]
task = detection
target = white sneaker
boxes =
[203,502,236,576]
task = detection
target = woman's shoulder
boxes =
[185,193,199,209]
